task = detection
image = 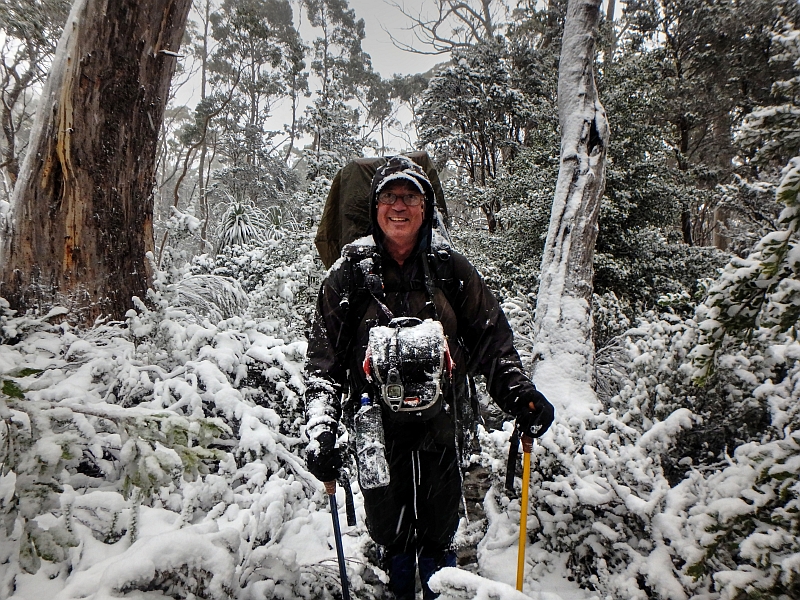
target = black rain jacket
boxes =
[304,162,538,450]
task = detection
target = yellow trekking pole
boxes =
[516,435,533,591]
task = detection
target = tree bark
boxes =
[0,0,193,324]
[533,0,609,388]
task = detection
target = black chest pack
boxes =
[337,241,460,422]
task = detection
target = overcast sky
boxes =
[346,0,448,77]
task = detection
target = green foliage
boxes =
[118,411,229,499]
[419,40,532,186]
[684,429,800,599]
[302,0,370,98]
[216,198,268,251]
[594,227,727,308]
[599,50,686,236]
[738,16,800,167]
[693,157,800,382]
[0,370,230,574]
[1,379,23,398]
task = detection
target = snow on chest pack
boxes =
[363,317,454,421]
[337,240,460,422]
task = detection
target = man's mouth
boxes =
[388,217,409,222]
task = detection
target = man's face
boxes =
[376,181,426,248]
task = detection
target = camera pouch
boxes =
[364,317,453,422]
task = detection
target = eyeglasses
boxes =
[377,191,424,206]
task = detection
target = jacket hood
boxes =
[369,155,437,252]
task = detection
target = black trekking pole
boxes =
[325,481,351,600]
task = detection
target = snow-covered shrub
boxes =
[216,199,270,251]
[454,226,542,299]
[464,271,796,599]
[0,312,231,582]
[716,174,782,257]
[693,157,800,382]
[193,235,322,342]
[592,291,633,350]
[679,401,800,599]
[466,157,800,600]
[737,18,800,167]
[501,291,537,367]
[0,318,297,597]
[0,173,396,599]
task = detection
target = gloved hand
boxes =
[306,430,343,482]
[514,389,555,438]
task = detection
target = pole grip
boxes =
[505,429,520,493]
[324,480,336,495]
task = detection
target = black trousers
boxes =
[361,442,461,559]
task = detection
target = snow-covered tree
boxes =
[301,0,372,179]
[0,0,69,194]
[208,0,303,167]
[533,0,609,388]
[739,17,800,168]
[622,0,797,246]
[418,39,532,232]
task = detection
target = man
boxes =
[304,156,555,599]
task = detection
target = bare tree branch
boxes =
[382,0,507,55]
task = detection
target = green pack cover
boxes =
[314,151,448,269]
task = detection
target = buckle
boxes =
[384,368,404,411]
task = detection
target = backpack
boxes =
[314,151,449,269]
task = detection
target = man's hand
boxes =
[514,389,555,438]
[306,430,343,482]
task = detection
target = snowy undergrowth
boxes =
[5,158,800,599]
[4,264,797,600]
[0,259,387,600]
[4,282,795,600]
[478,248,796,600]
[471,302,798,600]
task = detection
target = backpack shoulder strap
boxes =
[426,244,460,305]
[339,240,459,354]
[334,240,379,363]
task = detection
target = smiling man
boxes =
[303,156,555,599]
[375,179,426,265]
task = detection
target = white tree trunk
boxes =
[533,0,609,401]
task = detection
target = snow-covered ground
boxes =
[2,206,800,599]
[0,278,602,600]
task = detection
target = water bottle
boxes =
[355,394,390,489]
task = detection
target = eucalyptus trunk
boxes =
[0,0,192,325]
[533,0,609,388]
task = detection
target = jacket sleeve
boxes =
[304,266,349,440]
[449,252,536,415]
